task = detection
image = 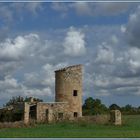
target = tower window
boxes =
[58,113,63,119]
[74,112,78,117]
[73,90,78,96]
[46,109,49,117]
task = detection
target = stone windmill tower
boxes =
[55,65,83,118]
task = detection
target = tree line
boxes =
[82,97,140,115]
[2,96,140,116]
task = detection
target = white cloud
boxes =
[96,89,110,97]
[42,63,68,87]
[94,75,110,88]
[110,35,118,45]
[128,47,140,73]
[2,11,140,107]
[124,5,140,48]
[0,33,39,61]
[23,87,52,97]
[0,75,19,90]
[121,25,126,33]
[63,27,86,57]
[95,42,114,64]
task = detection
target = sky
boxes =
[0,2,140,107]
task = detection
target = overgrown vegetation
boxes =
[1,96,140,123]
[0,115,140,138]
[3,96,43,107]
[0,109,23,122]
[0,96,43,122]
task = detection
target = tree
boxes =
[4,96,43,107]
[121,104,134,115]
[82,97,108,115]
[124,104,132,111]
[109,104,120,110]
[83,97,94,115]
[83,97,94,109]
[5,96,24,107]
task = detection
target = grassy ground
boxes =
[0,115,140,138]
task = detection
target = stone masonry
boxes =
[24,64,83,123]
[110,110,122,125]
[55,64,83,118]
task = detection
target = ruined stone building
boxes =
[24,64,83,123]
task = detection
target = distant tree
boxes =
[121,104,135,115]
[124,104,132,111]
[83,97,94,115]
[82,97,108,115]
[24,96,43,102]
[83,97,94,109]
[109,104,120,110]
[5,96,24,107]
[4,96,43,107]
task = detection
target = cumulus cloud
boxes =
[0,75,19,90]
[0,32,56,104]
[21,63,69,101]
[0,34,39,61]
[1,3,140,106]
[95,42,114,64]
[124,5,140,48]
[41,63,68,87]
[128,47,140,74]
[63,27,86,57]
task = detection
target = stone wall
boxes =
[24,102,30,124]
[23,65,83,123]
[36,102,70,123]
[110,110,122,125]
[55,65,83,118]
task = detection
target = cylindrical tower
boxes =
[55,65,83,118]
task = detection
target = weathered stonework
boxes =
[24,102,30,124]
[23,65,83,123]
[110,110,122,125]
[55,65,83,118]
[36,102,70,122]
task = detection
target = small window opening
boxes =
[74,112,78,117]
[29,105,37,120]
[73,90,78,96]
[58,113,63,119]
[46,109,49,117]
